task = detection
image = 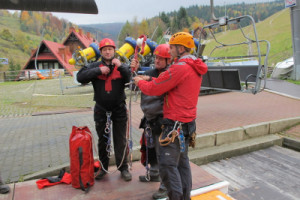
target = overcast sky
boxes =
[53,0,276,25]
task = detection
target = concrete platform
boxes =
[0,161,223,200]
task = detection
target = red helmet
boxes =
[99,38,116,50]
[153,44,171,58]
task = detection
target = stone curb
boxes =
[193,116,300,150]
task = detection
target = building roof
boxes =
[22,27,97,75]
[63,27,96,48]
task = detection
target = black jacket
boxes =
[140,68,166,121]
[77,60,131,110]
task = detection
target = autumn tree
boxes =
[118,21,133,46]
[138,19,150,37]
[0,29,14,41]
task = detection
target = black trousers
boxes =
[159,119,196,200]
[95,103,128,172]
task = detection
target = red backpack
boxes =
[69,126,95,192]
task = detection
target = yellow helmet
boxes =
[169,32,195,49]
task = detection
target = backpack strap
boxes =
[78,147,90,193]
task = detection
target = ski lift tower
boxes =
[287,0,300,80]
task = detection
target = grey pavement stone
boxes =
[0,111,143,183]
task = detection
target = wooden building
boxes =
[21,27,96,78]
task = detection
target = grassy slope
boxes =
[202,9,293,67]
[0,16,41,71]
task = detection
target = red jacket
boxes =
[138,55,208,123]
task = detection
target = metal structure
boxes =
[290,0,300,80]
[196,0,270,94]
[0,0,98,14]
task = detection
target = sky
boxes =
[52,0,274,25]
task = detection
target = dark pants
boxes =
[144,117,162,176]
[95,103,128,172]
[159,119,196,200]
[144,117,167,191]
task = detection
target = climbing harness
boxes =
[159,121,185,152]
[104,111,113,158]
[98,112,130,174]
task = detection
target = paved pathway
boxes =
[0,89,299,183]
[266,78,300,99]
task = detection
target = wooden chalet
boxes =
[21,27,97,78]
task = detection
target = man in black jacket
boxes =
[77,38,132,181]
[131,44,171,199]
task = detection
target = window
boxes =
[49,62,54,69]
[43,62,48,69]
[38,63,43,70]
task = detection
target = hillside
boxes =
[0,15,40,71]
[201,8,292,67]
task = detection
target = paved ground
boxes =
[265,78,300,99]
[0,80,299,184]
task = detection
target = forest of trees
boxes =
[117,0,285,45]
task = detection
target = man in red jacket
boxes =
[134,32,208,200]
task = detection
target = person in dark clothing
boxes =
[131,44,171,199]
[77,38,132,182]
[134,32,208,200]
[0,172,10,194]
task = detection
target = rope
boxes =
[127,35,147,169]
[96,112,129,174]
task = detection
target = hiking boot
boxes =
[139,175,160,182]
[95,170,107,180]
[152,188,168,199]
[0,181,10,194]
[121,170,132,181]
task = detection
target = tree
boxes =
[160,12,170,28]
[118,21,132,46]
[139,19,149,37]
[131,17,139,39]
[177,7,190,30]
[8,59,21,81]
[0,29,14,41]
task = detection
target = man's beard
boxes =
[102,55,114,63]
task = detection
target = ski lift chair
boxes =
[198,15,270,94]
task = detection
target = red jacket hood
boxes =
[178,55,208,76]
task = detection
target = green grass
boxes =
[287,80,300,85]
[0,77,140,117]
[0,77,95,116]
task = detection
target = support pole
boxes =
[290,0,300,80]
